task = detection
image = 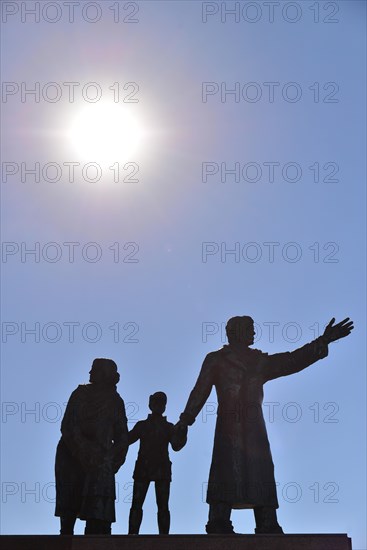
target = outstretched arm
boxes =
[321,317,354,343]
[262,317,354,382]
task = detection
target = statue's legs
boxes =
[84,519,111,534]
[129,480,150,534]
[155,480,170,534]
[253,507,284,534]
[206,502,235,534]
[60,516,76,535]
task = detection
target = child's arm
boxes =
[128,421,142,445]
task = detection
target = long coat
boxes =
[55,383,128,522]
[181,337,328,508]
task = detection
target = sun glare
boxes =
[68,103,144,164]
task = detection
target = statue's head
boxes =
[149,391,167,415]
[226,316,255,345]
[89,358,120,386]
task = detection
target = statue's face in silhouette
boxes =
[149,392,167,415]
[226,316,255,346]
[244,321,255,345]
[235,321,255,345]
[88,358,119,384]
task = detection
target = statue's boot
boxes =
[206,519,235,534]
[60,516,76,535]
[254,507,284,534]
[100,520,112,534]
[206,502,236,534]
[157,510,170,534]
[85,519,111,534]
[129,508,143,534]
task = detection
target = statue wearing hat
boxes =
[55,358,129,535]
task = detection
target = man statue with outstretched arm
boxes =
[178,316,353,535]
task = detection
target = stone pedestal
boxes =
[0,534,352,550]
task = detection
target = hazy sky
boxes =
[1,1,366,548]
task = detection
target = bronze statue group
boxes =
[54,315,353,535]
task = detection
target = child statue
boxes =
[128,391,187,534]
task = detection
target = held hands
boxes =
[171,420,188,451]
[175,420,189,434]
[322,317,354,344]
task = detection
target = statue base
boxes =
[0,534,352,550]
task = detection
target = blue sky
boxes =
[1,1,366,548]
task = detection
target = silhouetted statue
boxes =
[128,392,187,534]
[55,358,128,535]
[179,316,354,534]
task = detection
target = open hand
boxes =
[322,317,354,343]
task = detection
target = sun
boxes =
[68,102,144,164]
